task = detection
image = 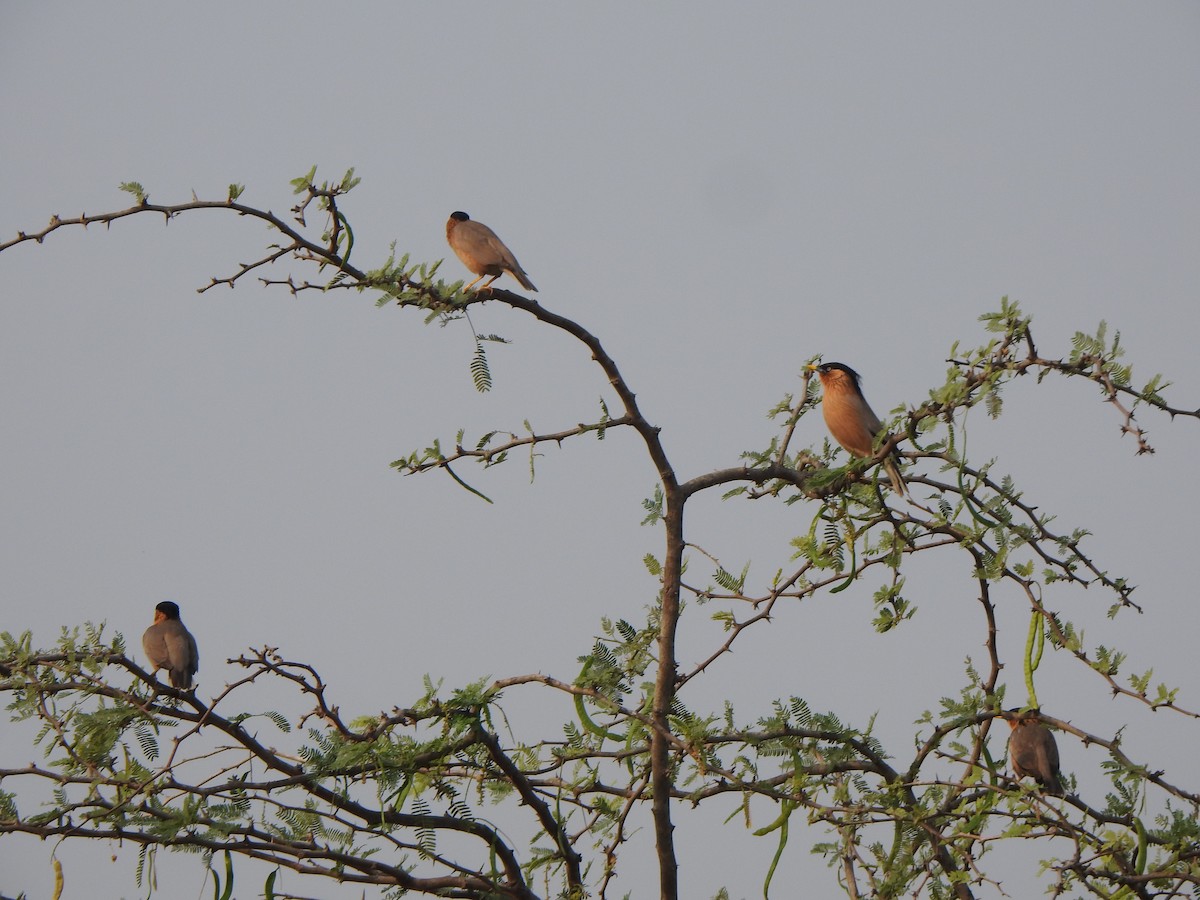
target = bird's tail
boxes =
[512,268,537,292]
[170,670,194,690]
[883,454,907,496]
[1044,772,1065,796]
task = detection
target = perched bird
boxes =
[807,362,906,495]
[1003,708,1065,796]
[445,211,537,292]
[142,601,199,690]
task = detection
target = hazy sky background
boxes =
[2,4,1198,898]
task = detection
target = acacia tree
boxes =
[1,169,1198,900]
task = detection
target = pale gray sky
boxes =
[2,4,1198,898]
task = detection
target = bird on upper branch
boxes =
[446,211,537,292]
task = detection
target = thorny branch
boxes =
[3,182,1198,899]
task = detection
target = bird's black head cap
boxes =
[450,211,470,222]
[155,601,182,619]
[816,362,862,385]
[816,362,864,381]
[1002,707,1041,722]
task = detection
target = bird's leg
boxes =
[463,274,486,292]
[481,274,501,290]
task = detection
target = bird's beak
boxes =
[993,710,1017,729]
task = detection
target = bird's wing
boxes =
[186,629,199,676]
[1008,730,1036,777]
[163,621,195,675]
[472,224,525,271]
[456,223,502,261]
[1041,730,1059,771]
[1035,735,1065,793]
[860,400,885,441]
[1036,729,1060,785]
[489,237,523,273]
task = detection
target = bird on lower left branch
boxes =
[446,211,537,293]
[142,600,199,690]
[807,362,907,495]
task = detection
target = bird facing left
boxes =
[807,362,907,496]
[445,211,537,293]
[142,600,199,690]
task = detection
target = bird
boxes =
[807,362,906,495]
[142,600,199,690]
[1002,708,1065,796]
[445,211,537,292]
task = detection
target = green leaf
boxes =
[118,181,147,204]
[290,165,318,194]
[643,554,661,577]
[470,341,492,393]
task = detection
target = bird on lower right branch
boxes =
[807,362,907,495]
[446,211,537,293]
[1002,708,1065,796]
